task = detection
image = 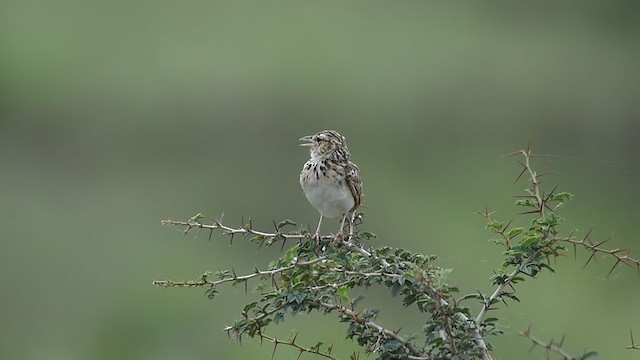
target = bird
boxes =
[299,130,363,242]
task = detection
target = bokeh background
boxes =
[2,1,639,359]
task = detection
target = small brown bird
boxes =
[299,130,363,241]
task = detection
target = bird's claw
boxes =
[332,231,344,245]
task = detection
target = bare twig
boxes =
[161,217,318,242]
[519,325,574,360]
[560,233,640,277]
[257,331,339,360]
[153,257,326,288]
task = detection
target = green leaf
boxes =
[273,311,285,324]
[506,227,524,238]
[188,213,205,222]
[390,283,402,297]
[243,302,258,313]
[487,220,505,232]
[337,285,351,303]
[381,340,403,354]
[358,231,377,240]
[287,292,306,304]
[515,199,538,208]
[459,293,483,302]
[276,219,297,231]
[204,287,219,299]
[361,308,379,320]
[551,192,573,203]
[350,295,365,307]
[520,234,541,247]
[282,245,299,264]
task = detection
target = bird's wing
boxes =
[346,162,363,211]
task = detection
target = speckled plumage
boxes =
[299,130,363,240]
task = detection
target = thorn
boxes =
[519,209,542,215]
[583,251,597,269]
[502,149,524,158]
[208,228,214,241]
[503,218,514,232]
[514,164,528,184]
[607,259,622,278]
[593,237,611,248]
[543,204,557,215]
[546,184,559,197]
[271,341,277,360]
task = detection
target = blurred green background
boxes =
[2,1,639,359]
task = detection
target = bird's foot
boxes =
[332,231,344,245]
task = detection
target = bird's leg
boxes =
[334,213,348,243]
[348,211,356,237]
[313,214,324,242]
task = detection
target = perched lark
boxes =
[299,130,363,241]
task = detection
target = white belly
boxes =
[301,181,354,218]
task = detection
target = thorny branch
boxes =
[519,325,580,360]
[153,257,326,289]
[560,229,640,277]
[252,331,338,360]
[476,146,548,326]
[157,216,492,359]
[475,145,639,357]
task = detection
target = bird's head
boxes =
[299,130,349,159]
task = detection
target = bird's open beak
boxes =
[299,135,314,147]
